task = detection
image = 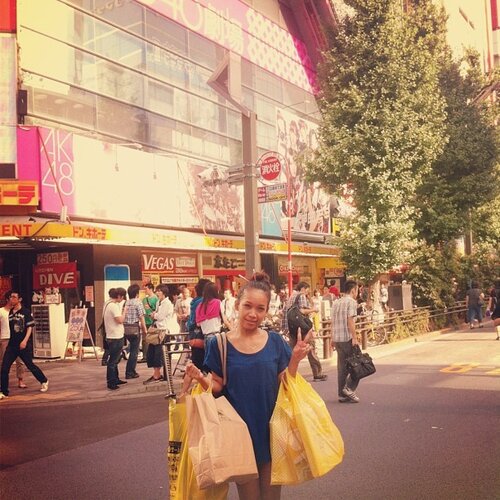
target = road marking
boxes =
[484,367,500,376]
[440,363,480,373]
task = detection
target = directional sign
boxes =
[258,183,287,204]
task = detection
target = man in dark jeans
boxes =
[0,290,48,399]
[103,288,127,390]
[331,280,360,403]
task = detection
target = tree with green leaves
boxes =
[414,49,500,245]
[307,0,447,299]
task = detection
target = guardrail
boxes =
[318,301,467,356]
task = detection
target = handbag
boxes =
[145,326,166,345]
[286,295,313,339]
[270,370,344,485]
[186,332,258,489]
[346,345,376,381]
[124,323,141,337]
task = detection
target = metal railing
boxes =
[317,301,467,356]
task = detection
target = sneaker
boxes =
[40,381,49,393]
[342,386,360,402]
[338,397,352,403]
[143,376,163,385]
[18,382,28,389]
[0,392,8,400]
[313,374,328,381]
[125,373,140,379]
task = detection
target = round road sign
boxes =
[260,154,282,181]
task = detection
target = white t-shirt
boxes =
[104,301,124,339]
[0,307,10,340]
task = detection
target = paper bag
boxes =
[168,388,229,500]
[186,391,258,489]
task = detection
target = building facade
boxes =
[0,0,344,346]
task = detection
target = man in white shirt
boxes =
[104,288,127,391]
[0,297,25,389]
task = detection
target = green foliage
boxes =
[307,0,447,279]
[459,242,500,293]
[415,50,500,244]
[388,309,429,342]
[405,242,460,309]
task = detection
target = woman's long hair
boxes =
[201,282,219,313]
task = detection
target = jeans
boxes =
[125,334,140,376]
[468,305,483,323]
[106,338,124,387]
[335,341,359,397]
[1,341,47,396]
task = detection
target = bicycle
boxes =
[357,303,388,347]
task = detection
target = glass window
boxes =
[227,110,242,140]
[147,81,174,117]
[92,0,144,36]
[241,58,255,88]
[146,44,188,89]
[256,121,276,151]
[254,67,283,102]
[95,59,144,106]
[149,114,175,150]
[29,77,96,129]
[255,94,276,125]
[96,96,148,143]
[188,32,217,69]
[94,20,145,70]
[145,9,187,56]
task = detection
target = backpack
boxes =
[286,295,313,339]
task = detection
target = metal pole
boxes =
[287,161,293,296]
[242,111,261,278]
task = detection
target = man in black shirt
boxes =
[0,290,48,399]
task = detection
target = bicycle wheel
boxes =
[366,325,387,346]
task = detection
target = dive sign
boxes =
[33,262,78,289]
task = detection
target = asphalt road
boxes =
[1,329,499,500]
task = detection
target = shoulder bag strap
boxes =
[215,332,227,386]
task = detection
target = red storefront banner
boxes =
[0,0,16,32]
[33,262,78,289]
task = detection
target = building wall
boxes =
[439,0,494,71]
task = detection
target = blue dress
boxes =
[204,331,291,464]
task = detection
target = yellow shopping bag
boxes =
[168,384,229,500]
[270,371,344,485]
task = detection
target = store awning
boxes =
[0,217,340,258]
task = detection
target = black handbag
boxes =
[286,296,313,340]
[346,345,376,381]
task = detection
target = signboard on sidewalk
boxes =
[66,308,91,342]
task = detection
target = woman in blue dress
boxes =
[186,272,313,499]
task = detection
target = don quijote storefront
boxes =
[141,251,200,292]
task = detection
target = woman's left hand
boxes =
[292,328,313,361]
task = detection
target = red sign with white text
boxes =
[33,262,78,289]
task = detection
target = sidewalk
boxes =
[0,322,497,407]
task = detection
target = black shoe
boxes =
[117,380,128,385]
[125,373,140,379]
[314,374,328,381]
[108,385,119,391]
[338,397,357,403]
[101,360,108,366]
[137,359,147,363]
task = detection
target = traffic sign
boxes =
[259,154,282,181]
